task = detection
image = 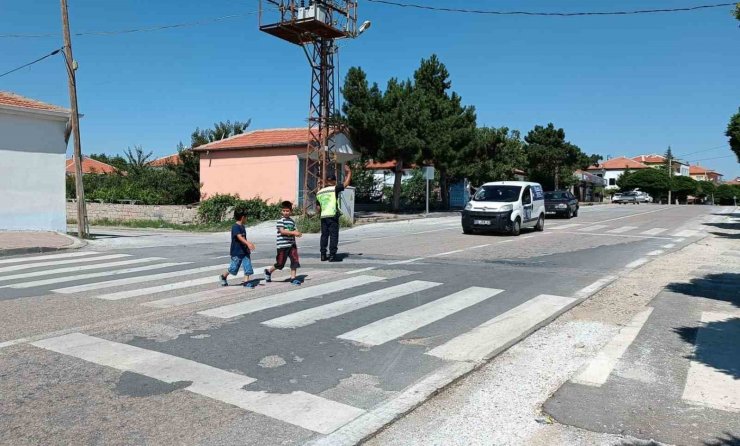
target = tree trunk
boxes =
[392,159,404,212]
[440,171,449,210]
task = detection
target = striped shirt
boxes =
[276,217,297,249]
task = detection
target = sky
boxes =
[1,0,739,178]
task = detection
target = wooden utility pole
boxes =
[667,146,672,206]
[61,0,88,238]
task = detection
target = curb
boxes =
[0,233,87,258]
[354,213,460,226]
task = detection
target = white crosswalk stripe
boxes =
[0,253,130,273]
[31,333,365,434]
[426,294,576,362]
[263,281,443,329]
[0,251,99,265]
[337,287,503,346]
[606,226,638,234]
[673,229,701,238]
[0,257,165,284]
[640,228,668,235]
[8,262,189,289]
[199,275,386,319]
[548,223,581,230]
[51,264,229,294]
[577,224,609,232]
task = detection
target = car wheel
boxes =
[463,226,472,235]
[510,218,521,236]
[535,215,544,232]
[566,208,573,219]
[573,207,579,217]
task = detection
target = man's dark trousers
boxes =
[320,216,339,257]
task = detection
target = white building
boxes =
[0,92,71,232]
[586,156,650,190]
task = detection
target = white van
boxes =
[462,181,546,236]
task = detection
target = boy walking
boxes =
[219,209,256,288]
[264,201,302,286]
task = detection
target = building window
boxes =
[609,178,616,186]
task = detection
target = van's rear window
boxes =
[473,185,521,202]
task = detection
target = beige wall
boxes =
[67,202,199,224]
[199,148,301,203]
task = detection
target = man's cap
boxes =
[326,174,337,181]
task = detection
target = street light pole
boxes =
[60,0,88,238]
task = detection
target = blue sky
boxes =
[1,0,738,178]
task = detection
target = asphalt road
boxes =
[0,204,723,446]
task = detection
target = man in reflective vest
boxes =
[316,164,352,262]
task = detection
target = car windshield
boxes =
[544,191,567,200]
[473,185,521,202]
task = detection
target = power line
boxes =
[0,9,264,39]
[366,0,737,16]
[686,154,735,162]
[0,47,62,79]
[676,144,728,158]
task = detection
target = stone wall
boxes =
[66,202,199,224]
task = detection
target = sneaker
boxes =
[321,253,328,262]
[218,274,228,286]
[243,281,256,289]
[291,279,302,286]
[264,269,272,283]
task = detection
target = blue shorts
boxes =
[228,255,253,276]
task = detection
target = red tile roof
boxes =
[192,128,320,152]
[364,160,418,170]
[689,165,721,176]
[65,156,117,174]
[632,154,665,164]
[587,156,649,170]
[0,91,69,114]
[725,177,740,185]
[149,153,181,167]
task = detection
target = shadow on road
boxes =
[666,273,740,307]
[704,433,740,446]
[674,317,740,379]
[709,231,740,240]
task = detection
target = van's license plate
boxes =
[474,219,491,225]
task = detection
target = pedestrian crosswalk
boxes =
[544,222,706,238]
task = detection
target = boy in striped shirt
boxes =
[264,201,302,286]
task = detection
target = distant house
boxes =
[193,128,358,205]
[586,156,649,189]
[364,160,414,189]
[65,156,117,175]
[632,154,689,177]
[149,153,181,167]
[0,91,71,232]
[689,165,723,183]
[725,177,740,186]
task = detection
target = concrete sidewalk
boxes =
[0,231,85,257]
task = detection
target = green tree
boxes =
[464,127,526,186]
[619,168,671,200]
[191,120,251,148]
[88,153,127,171]
[672,175,698,203]
[727,108,740,163]
[697,180,717,203]
[616,168,634,191]
[715,184,740,205]
[524,123,586,190]
[124,145,154,176]
[735,2,740,20]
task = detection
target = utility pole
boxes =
[61,0,88,238]
[666,146,672,206]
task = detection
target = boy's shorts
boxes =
[274,245,300,270]
[228,255,254,276]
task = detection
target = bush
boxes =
[198,194,282,224]
[296,214,353,234]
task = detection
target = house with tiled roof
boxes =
[0,91,71,232]
[192,127,358,205]
[688,165,723,183]
[632,154,690,177]
[65,156,117,175]
[149,153,181,167]
[586,156,649,189]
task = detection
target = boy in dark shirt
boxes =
[219,209,256,288]
[264,201,302,286]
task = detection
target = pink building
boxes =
[194,128,357,205]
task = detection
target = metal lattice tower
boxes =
[259,0,358,213]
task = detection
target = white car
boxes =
[462,181,546,236]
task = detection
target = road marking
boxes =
[8,262,188,290]
[263,281,443,329]
[31,333,364,433]
[590,206,673,224]
[94,265,270,301]
[606,226,638,234]
[675,238,685,243]
[0,257,163,284]
[0,254,130,274]
[199,275,385,319]
[640,228,668,235]
[50,263,224,294]
[578,224,609,232]
[345,267,377,275]
[548,223,581,230]
[625,258,649,269]
[682,311,740,413]
[337,287,503,346]
[426,294,576,362]
[673,229,701,238]
[429,249,465,257]
[646,250,664,256]
[572,307,654,387]
[468,244,491,250]
[574,275,618,299]
[0,337,29,350]
[389,258,424,265]
[662,243,676,249]
[555,231,674,241]
[0,251,99,265]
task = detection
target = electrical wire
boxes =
[0,47,62,79]
[686,154,735,162]
[676,144,728,158]
[366,0,737,17]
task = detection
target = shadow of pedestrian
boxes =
[704,432,740,446]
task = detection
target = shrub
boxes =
[296,214,353,233]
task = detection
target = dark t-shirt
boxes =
[230,223,249,258]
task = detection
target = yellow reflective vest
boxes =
[316,186,339,219]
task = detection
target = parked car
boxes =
[613,191,639,204]
[462,181,545,236]
[544,190,579,218]
[633,191,653,203]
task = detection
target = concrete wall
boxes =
[66,202,199,224]
[199,147,301,203]
[0,109,69,232]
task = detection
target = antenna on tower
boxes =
[259,0,362,214]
